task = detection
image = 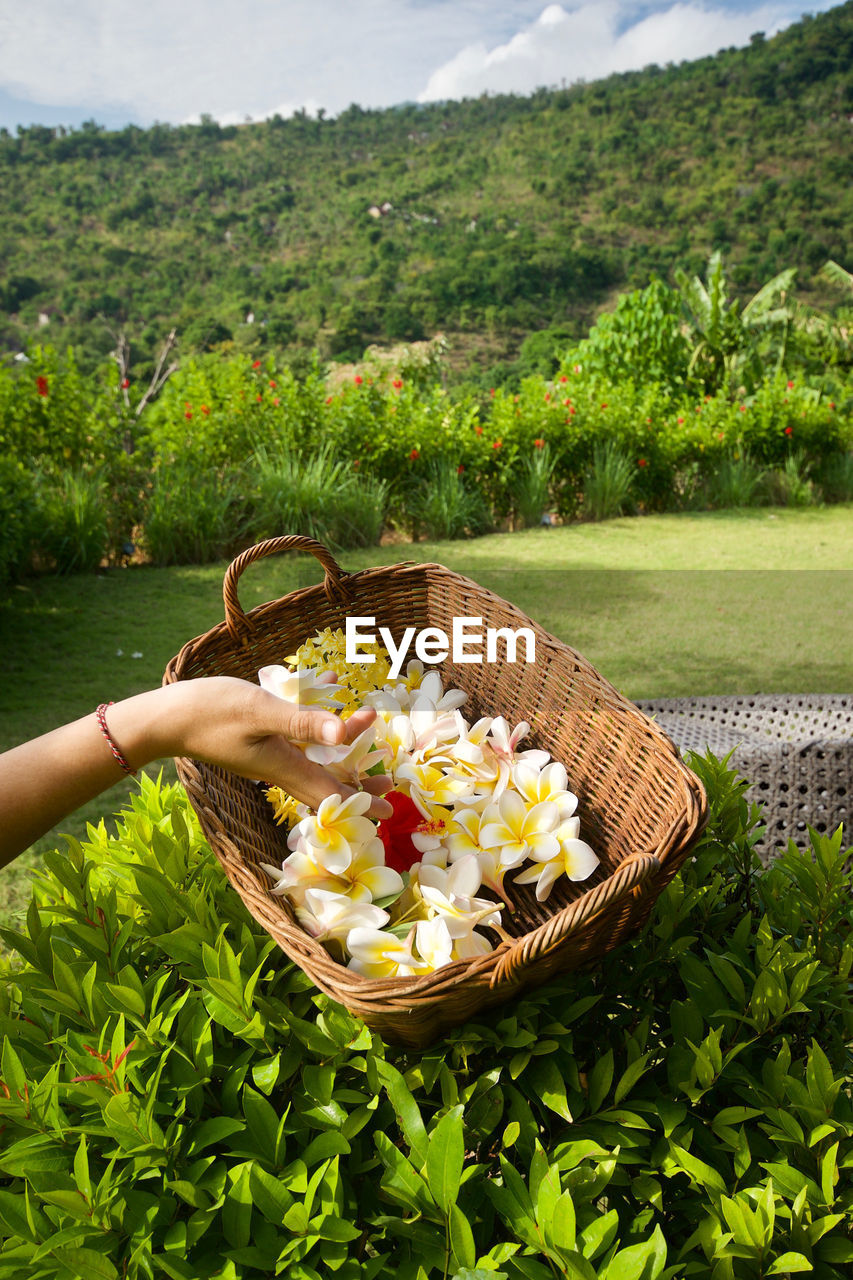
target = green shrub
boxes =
[141,464,249,565]
[763,450,818,507]
[706,451,766,509]
[513,442,558,528]
[582,441,635,520]
[0,757,850,1278]
[34,469,110,574]
[248,445,388,549]
[0,458,36,584]
[815,451,853,503]
[406,457,493,540]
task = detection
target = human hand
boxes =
[115,678,394,820]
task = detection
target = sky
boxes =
[0,0,843,134]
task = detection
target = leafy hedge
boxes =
[0,753,851,1278]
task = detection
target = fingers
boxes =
[261,739,393,820]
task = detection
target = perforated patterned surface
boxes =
[636,695,852,859]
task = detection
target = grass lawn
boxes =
[1,505,850,921]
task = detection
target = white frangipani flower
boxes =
[258,664,344,710]
[304,724,388,789]
[418,854,502,937]
[295,889,389,944]
[288,791,376,873]
[346,926,428,978]
[415,917,455,971]
[512,761,579,820]
[479,791,561,869]
[513,816,600,902]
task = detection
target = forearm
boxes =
[0,689,170,869]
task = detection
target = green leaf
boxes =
[249,1164,294,1224]
[52,1247,118,1280]
[766,1253,812,1274]
[376,1059,429,1166]
[449,1201,477,1269]
[614,1052,651,1105]
[426,1105,465,1214]
[587,1051,614,1112]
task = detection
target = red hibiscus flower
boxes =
[492,439,502,450]
[409,448,419,461]
[392,378,403,390]
[121,377,130,389]
[560,374,568,382]
[36,376,49,396]
[252,360,261,369]
[377,792,426,873]
[784,426,793,436]
[637,458,647,468]
[354,375,363,385]
[534,438,545,449]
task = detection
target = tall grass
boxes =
[582,442,634,520]
[141,464,248,565]
[816,451,853,504]
[514,443,558,528]
[406,459,493,541]
[707,452,765,509]
[764,451,817,508]
[249,445,388,548]
[35,470,110,573]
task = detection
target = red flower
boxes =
[534,438,545,449]
[560,374,568,382]
[637,458,647,468]
[717,432,724,440]
[354,375,363,385]
[273,397,280,406]
[326,395,333,405]
[353,459,360,469]
[184,410,192,420]
[409,448,419,461]
[514,395,520,403]
[677,417,684,424]
[252,360,261,369]
[787,381,794,390]
[569,407,576,415]
[784,426,793,436]
[201,404,210,416]
[646,418,652,424]
[829,402,836,409]
[739,405,746,412]
[493,439,502,450]
[544,393,550,402]
[475,425,484,436]
[121,377,129,389]
[490,388,496,396]
[457,463,465,474]
[256,394,263,402]
[564,398,571,407]
[269,379,277,389]
[695,405,702,413]
[377,792,426,873]
[36,376,49,396]
[600,402,608,410]
[392,378,403,390]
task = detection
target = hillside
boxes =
[1,2,851,381]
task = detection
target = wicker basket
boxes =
[163,536,708,1048]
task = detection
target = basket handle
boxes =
[490,853,660,988]
[223,536,351,641]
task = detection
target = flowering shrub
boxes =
[259,631,599,976]
[0,756,850,1276]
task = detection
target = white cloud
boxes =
[418,0,821,101]
[0,1,843,132]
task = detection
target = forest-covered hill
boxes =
[1,2,851,381]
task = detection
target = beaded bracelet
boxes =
[95,702,137,776]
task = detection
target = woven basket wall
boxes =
[163,536,708,1048]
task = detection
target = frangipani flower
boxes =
[513,816,600,902]
[304,724,389,788]
[396,760,477,821]
[418,854,502,937]
[415,917,454,971]
[288,791,376,873]
[346,926,428,978]
[479,791,560,869]
[512,760,579,821]
[295,889,388,944]
[258,663,344,710]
